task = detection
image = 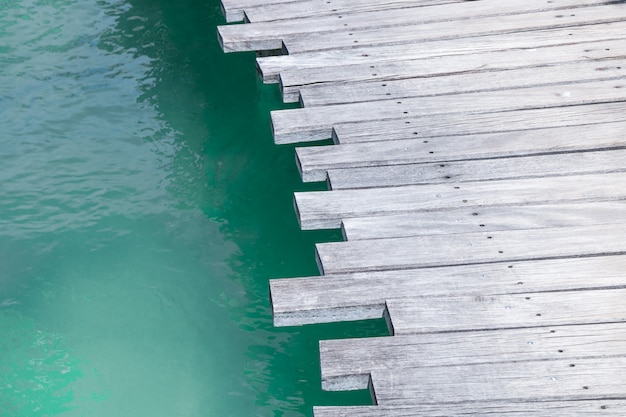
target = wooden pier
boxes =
[218,0,626,414]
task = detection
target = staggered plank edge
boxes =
[218,0,626,413]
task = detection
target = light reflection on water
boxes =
[0,0,385,415]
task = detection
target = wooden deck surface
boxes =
[218,0,626,414]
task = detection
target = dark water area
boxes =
[0,0,387,416]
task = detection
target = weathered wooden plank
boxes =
[341,201,626,240]
[332,103,626,145]
[273,77,626,144]
[280,4,626,54]
[370,357,626,405]
[297,118,626,182]
[242,0,460,23]
[218,0,608,52]
[314,401,626,417]
[386,289,626,334]
[320,323,626,390]
[316,223,626,274]
[301,60,626,107]
[220,0,299,22]
[295,172,626,229]
[270,255,626,326]
[278,38,626,103]
[327,149,626,190]
[258,21,626,83]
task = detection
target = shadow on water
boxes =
[0,0,387,416]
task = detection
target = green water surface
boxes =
[0,0,387,416]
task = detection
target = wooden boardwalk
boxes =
[218,0,626,415]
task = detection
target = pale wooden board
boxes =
[332,103,626,145]
[258,21,626,84]
[316,223,626,274]
[270,255,626,326]
[280,38,626,103]
[320,323,626,390]
[280,4,626,54]
[242,0,460,23]
[297,118,626,182]
[294,171,626,229]
[327,148,626,190]
[218,0,608,52]
[386,289,626,334]
[370,357,626,405]
[341,201,626,240]
[272,77,626,144]
[314,401,626,417]
[220,0,300,22]
[301,60,626,107]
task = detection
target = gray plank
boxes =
[332,103,626,145]
[341,201,626,240]
[220,0,300,22]
[295,172,626,229]
[386,289,626,334]
[316,223,626,274]
[270,255,626,326]
[297,119,626,182]
[314,401,626,417]
[280,3,626,54]
[243,0,460,23]
[218,0,608,52]
[272,77,626,144]
[320,323,626,390]
[258,21,626,84]
[278,38,625,103]
[327,149,626,190]
[369,357,626,405]
[301,60,626,107]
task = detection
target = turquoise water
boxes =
[0,1,387,416]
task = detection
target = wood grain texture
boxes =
[295,171,626,229]
[219,0,298,22]
[272,77,626,144]
[297,117,626,182]
[370,357,626,405]
[242,0,460,23]
[327,149,626,189]
[386,288,626,334]
[280,4,626,54]
[218,0,610,52]
[332,102,626,145]
[258,22,626,84]
[270,255,626,326]
[320,323,626,390]
[341,201,626,240]
[300,60,626,107]
[316,223,626,273]
[314,401,626,417]
[281,38,626,106]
